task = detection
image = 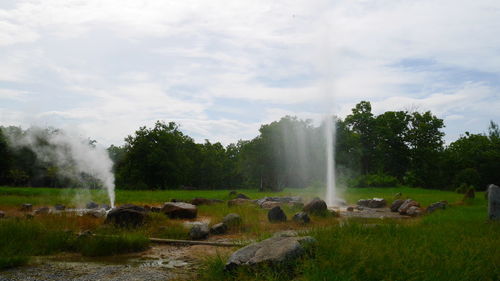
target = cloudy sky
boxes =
[1,0,499,146]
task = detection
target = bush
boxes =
[348,174,399,188]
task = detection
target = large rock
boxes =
[303,198,327,215]
[398,199,420,215]
[105,204,146,227]
[223,213,242,227]
[189,222,209,240]
[210,223,228,235]
[488,184,500,220]
[228,198,253,207]
[426,201,447,214]
[292,212,310,224]
[390,199,405,212]
[256,197,303,208]
[225,236,316,271]
[161,202,197,219]
[86,202,99,209]
[261,201,282,209]
[358,198,386,208]
[268,206,287,222]
[406,206,422,217]
[20,203,32,212]
[190,198,223,206]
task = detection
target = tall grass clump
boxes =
[76,233,149,257]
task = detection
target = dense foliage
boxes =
[0,101,498,190]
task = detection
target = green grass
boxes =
[200,197,500,281]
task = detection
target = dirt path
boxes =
[0,244,234,281]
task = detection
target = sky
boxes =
[1,0,499,146]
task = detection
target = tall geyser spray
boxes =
[325,115,336,206]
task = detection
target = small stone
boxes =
[261,201,282,209]
[0,211,5,218]
[273,230,298,237]
[34,207,50,215]
[426,201,447,214]
[86,202,99,209]
[268,206,287,222]
[292,212,310,224]
[390,199,405,212]
[223,213,242,227]
[235,193,250,199]
[189,222,209,240]
[346,206,354,212]
[210,223,228,235]
[20,203,32,212]
[54,204,66,211]
[406,206,422,217]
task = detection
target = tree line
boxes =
[0,101,499,191]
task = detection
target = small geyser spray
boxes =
[325,115,336,206]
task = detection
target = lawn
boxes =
[0,185,497,281]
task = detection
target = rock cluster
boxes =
[396,199,421,216]
[357,198,387,208]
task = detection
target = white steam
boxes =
[6,127,115,208]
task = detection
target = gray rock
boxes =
[358,198,386,208]
[256,196,302,207]
[426,201,447,213]
[223,213,242,227]
[161,202,197,219]
[151,206,161,213]
[210,222,228,235]
[85,209,107,218]
[101,204,111,210]
[390,199,405,212]
[225,236,316,271]
[54,204,66,211]
[105,204,146,227]
[268,206,287,222]
[292,212,310,224]
[20,203,32,212]
[406,206,422,217]
[273,230,298,237]
[189,222,209,240]
[347,206,354,212]
[398,199,420,215]
[34,207,50,215]
[488,184,500,220]
[303,198,327,215]
[0,210,5,218]
[235,193,250,199]
[260,201,282,209]
[86,202,99,209]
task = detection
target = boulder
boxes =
[398,199,420,215]
[268,206,287,222]
[191,198,223,206]
[210,222,228,235]
[34,207,50,215]
[20,203,32,212]
[347,206,354,212]
[189,222,209,240]
[228,198,253,207]
[105,204,146,227]
[86,202,99,209]
[54,204,66,211]
[292,212,310,224]
[390,199,405,212]
[256,197,303,207]
[223,213,242,227]
[225,236,316,271]
[357,199,371,207]
[0,211,5,218]
[426,201,447,214]
[161,202,197,219]
[303,198,327,215]
[406,206,422,217]
[488,184,500,220]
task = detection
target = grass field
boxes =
[0,186,498,281]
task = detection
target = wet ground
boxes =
[0,244,234,281]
